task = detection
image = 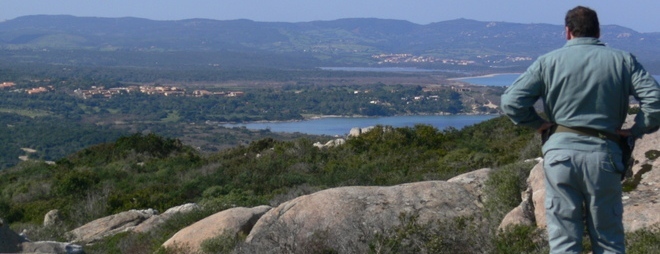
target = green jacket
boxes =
[501,37,660,153]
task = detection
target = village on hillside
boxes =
[0,81,246,99]
[73,85,245,99]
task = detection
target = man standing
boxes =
[500,6,660,254]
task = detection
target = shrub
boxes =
[494,224,548,254]
[483,161,536,227]
[645,149,660,160]
[54,169,99,197]
[627,225,660,254]
[201,231,247,254]
[369,213,489,254]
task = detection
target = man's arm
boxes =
[500,61,547,130]
[627,55,660,138]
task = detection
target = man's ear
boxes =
[565,26,573,40]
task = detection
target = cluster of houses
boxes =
[27,86,55,94]
[371,53,476,65]
[1,82,55,94]
[0,82,16,89]
[72,85,245,99]
[2,81,248,99]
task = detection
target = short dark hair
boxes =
[565,6,600,37]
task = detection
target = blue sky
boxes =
[2,0,659,33]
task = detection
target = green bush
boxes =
[627,225,660,254]
[494,224,548,254]
[201,231,247,254]
[645,149,660,160]
[369,214,490,254]
[54,169,99,197]
[483,161,536,226]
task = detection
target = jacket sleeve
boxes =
[500,61,546,130]
[629,55,660,138]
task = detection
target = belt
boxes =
[553,125,620,143]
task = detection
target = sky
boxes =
[2,0,659,33]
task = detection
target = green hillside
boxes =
[2,116,659,253]
[0,116,537,248]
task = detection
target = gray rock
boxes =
[68,209,157,244]
[162,205,271,253]
[21,241,84,254]
[348,126,376,137]
[245,169,490,253]
[44,209,62,227]
[313,138,346,149]
[348,127,363,137]
[133,203,199,233]
[622,127,660,232]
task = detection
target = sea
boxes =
[221,74,660,136]
[222,115,498,136]
[452,73,522,86]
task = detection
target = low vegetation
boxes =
[2,115,658,253]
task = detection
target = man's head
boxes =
[565,6,600,39]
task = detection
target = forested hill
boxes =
[1,15,660,71]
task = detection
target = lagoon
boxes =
[320,67,439,73]
[453,73,521,86]
[222,115,498,136]
[222,74,659,136]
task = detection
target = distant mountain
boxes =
[1,15,659,71]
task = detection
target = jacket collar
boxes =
[564,37,606,47]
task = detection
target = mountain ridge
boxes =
[2,15,659,71]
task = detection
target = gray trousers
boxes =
[543,149,625,254]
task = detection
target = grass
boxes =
[161,111,181,123]
[0,108,51,118]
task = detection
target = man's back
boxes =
[539,37,632,133]
[501,37,660,143]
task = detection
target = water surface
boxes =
[222,115,498,136]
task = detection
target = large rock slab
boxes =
[245,168,491,253]
[162,205,271,253]
[1,218,83,254]
[133,203,199,233]
[21,241,83,254]
[68,209,157,244]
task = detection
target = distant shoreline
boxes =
[216,113,500,126]
[447,73,521,81]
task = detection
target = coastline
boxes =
[217,112,500,126]
[447,72,521,81]
[217,114,499,136]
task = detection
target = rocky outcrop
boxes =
[620,128,660,232]
[348,126,376,137]
[68,209,157,244]
[162,205,271,253]
[499,162,545,230]
[1,218,83,254]
[500,122,660,232]
[245,168,491,253]
[313,138,346,149]
[44,209,62,227]
[20,241,83,254]
[133,203,199,233]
